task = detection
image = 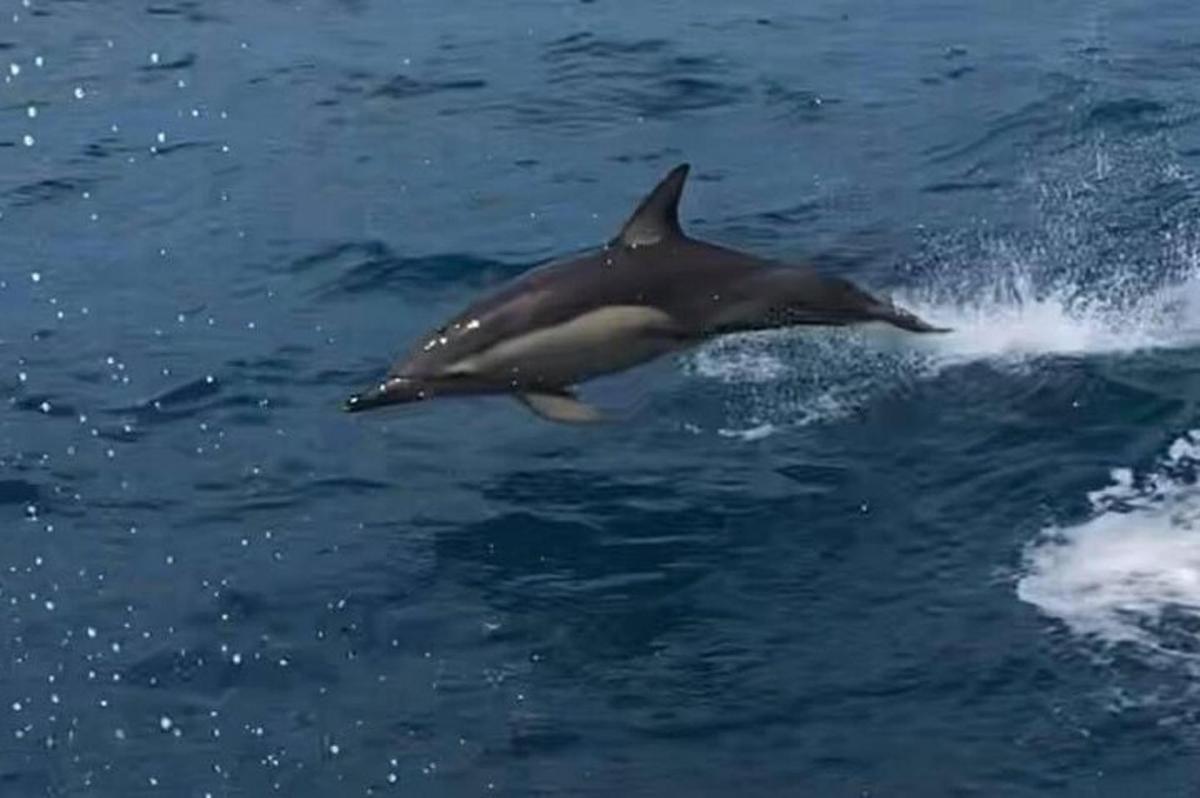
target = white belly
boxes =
[449,305,683,385]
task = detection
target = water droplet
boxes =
[149,52,160,65]
[74,86,85,99]
[9,63,20,76]
[26,106,36,118]
[159,716,172,731]
[22,134,34,147]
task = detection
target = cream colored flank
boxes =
[448,305,680,384]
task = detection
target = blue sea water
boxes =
[4,0,1200,794]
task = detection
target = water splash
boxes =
[899,235,1200,367]
[687,226,1200,435]
[687,130,1200,437]
[1017,430,1200,662]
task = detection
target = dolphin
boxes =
[344,163,947,423]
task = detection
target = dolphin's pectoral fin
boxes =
[516,388,605,425]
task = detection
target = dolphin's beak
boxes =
[342,377,429,413]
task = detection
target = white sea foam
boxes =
[1017,430,1200,661]
[716,423,777,442]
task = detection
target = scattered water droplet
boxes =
[74,86,85,99]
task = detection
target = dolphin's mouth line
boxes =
[343,377,426,413]
[343,373,524,413]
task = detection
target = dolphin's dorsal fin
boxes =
[616,163,690,248]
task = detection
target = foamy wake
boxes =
[899,256,1200,366]
[686,254,1200,436]
[1017,431,1200,661]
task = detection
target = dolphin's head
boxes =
[343,370,507,413]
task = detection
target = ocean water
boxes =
[4,0,1200,794]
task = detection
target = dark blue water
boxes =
[5,1,1200,795]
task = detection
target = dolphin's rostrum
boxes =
[345,163,948,423]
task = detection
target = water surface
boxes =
[4,1,1200,795]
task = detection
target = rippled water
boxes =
[4,1,1200,795]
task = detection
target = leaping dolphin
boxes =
[344,163,947,424]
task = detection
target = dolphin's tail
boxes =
[874,301,952,334]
